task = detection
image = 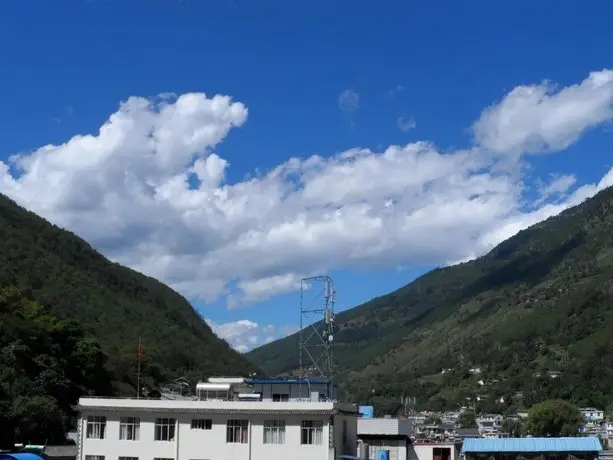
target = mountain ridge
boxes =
[247,186,613,413]
[0,193,256,394]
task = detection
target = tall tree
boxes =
[525,399,582,437]
[0,287,114,448]
[458,411,477,428]
[502,418,524,437]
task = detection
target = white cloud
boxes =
[535,174,577,205]
[1,70,613,307]
[473,69,613,157]
[205,318,297,353]
[397,116,416,133]
[338,88,360,114]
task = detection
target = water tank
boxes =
[377,449,390,460]
[358,443,369,459]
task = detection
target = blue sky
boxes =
[1,0,613,352]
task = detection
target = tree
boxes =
[0,287,114,448]
[458,411,477,428]
[525,399,582,437]
[502,418,524,437]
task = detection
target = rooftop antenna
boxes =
[299,275,336,382]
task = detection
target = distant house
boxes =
[462,437,602,460]
[581,407,604,423]
[455,428,480,440]
[476,414,503,436]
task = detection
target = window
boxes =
[272,393,289,402]
[85,456,104,460]
[86,416,106,439]
[153,458,174,460]
[119,417,140,440]
[301,420,323,445]
[191,419,212,430]
[263,420,285,444]
[154,418,176,441]
[342,419,348,446]
[226,419,248,443]
[119,457,138,460]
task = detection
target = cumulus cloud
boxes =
[1,70,613,308]
[473,69,613,157]
[205,318,297,353]
[338,88,360,113]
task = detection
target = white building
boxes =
[476,414,503,437]
[77,378,358,460]
[581,407,604,423]
[412,442,460,460]
[357,417,412,460]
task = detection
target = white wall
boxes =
[252,382,332,401]
[413,443,459,460]
[363,439,406,460]
[79,409,357,460]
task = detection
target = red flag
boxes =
[137,342,144,360]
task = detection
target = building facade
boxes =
[412,442,460,460]
[357,417,412,460]
[77,378,358,460]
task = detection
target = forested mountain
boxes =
[0,193,256,445]
[0,286,113,447]
[248,186,613,414]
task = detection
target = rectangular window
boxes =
[301,420,323,445]
[191,419,212,430]
[272,393,289,402]
[263,420,285,444]
[226,419,248,443]
[342,419,348,445]
[86,416,106,439]
[119,457,138,460]
[85,456,104,460]
[154,418,176,441]
[119,417,140,441]
[153,458,174,460]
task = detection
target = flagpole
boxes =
[137,336,141,399]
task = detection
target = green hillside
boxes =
[0,193,256,396]
[247,186,613,413]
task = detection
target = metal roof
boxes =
[0,454,45,460]
[462,437,603,453]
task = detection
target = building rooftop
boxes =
[78,396,358,415]
[462,437,603,453]
[245,378,332,385]
[357,417,412,437]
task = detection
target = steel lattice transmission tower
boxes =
[298,275,336,381]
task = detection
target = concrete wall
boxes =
[413,443,459,460]
[79,409,357,460]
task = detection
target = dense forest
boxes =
[0,286,112,447]
[248,186,613,414]
[0,193,257,445]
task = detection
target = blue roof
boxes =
[462,437,602,453]
[245,379,331,385]
[0,454,45,460]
